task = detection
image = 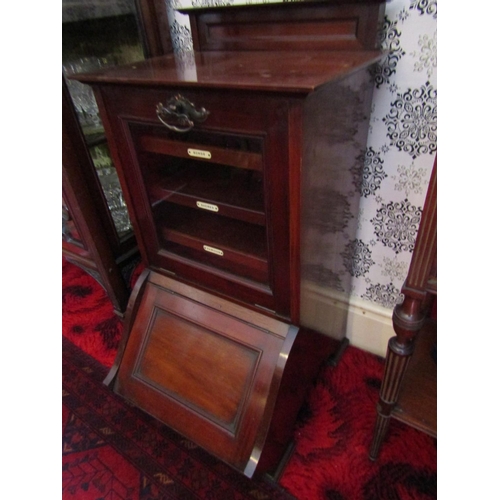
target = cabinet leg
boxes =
[368,296,425,460]
[327,337,350,367]
[369,410,391,461]
[369,338,413,460]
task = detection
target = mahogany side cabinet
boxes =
[71,0,386,478]
[369,159,437,460]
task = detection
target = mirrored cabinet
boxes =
[62,0,171,315]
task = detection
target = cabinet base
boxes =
[106,269,340,477]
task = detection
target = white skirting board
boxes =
[300,281,394,358]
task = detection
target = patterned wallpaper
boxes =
[164,0,437,311]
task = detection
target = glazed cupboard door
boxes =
[62,0,172,315]
[130,122,267,282]
[62,1,146,246]
[94,86,296,320]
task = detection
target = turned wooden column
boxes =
[369,159,436,460]
[369,295,425,460]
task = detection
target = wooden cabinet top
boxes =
[72,50,382,94]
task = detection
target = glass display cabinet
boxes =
[62,0,171,315]
[70,0,386,478]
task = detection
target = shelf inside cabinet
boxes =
[155,203,268,283]
[392,319,437,437]
[145,155,266,226]
[139,135,263,172]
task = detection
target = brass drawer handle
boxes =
[156,94,209,133]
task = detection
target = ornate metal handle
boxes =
[156,94,209,133]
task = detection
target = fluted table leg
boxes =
[369,295,425,460]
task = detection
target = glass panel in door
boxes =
[62,1,145,238]
[130,123,269,285]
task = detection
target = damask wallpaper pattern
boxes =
[164,0,437,311]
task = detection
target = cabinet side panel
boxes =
[300,68,375,339]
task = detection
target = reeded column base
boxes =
[368,295,423,460]
[369,410,390,461]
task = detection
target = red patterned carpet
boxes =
[62,259,437,499]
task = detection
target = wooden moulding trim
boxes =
[91,88,153,269]
[392,300,426,335]
[148,271,291,339]
[185,1,385,52]
[161,229,268,276]
[178,0,386,11]
[244,324,299,478]
[103,267,151,387]
[155,250,272,295]
[287,100,303,325]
